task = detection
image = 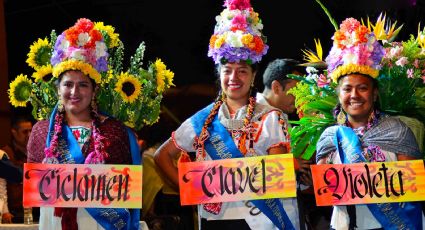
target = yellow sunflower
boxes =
[26,38,51,70]
[114,72,142,103]
[8,74,33,107]
[154,59,174,93]
[94,22,120,48]
[32,64,53,82]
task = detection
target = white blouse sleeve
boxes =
[255,110,291,153]
[172,118,197,152]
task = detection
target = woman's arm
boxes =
[153,138,183,187]
[397,153,419,161]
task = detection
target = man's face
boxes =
[274,79,299,114]
[12,121,33,147]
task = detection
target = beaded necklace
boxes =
[194,96,256,161]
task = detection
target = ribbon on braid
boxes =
[85,112,109,164]
[43,110,65,161]
[195,99,223,161]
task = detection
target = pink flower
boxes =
[407,68,414,78]
[422,76,425,83]
[317,74,331,88]
[340,18,361,33]
[224,0,251,10]
[231,14,247,31]
[414,59,420,68]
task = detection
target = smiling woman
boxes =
[153,0,300,229]
[315,17,424,230]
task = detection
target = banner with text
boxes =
[178,154,296,205]
[23,163,143,208]
[311,160,425,206]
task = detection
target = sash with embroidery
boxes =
[334,126,423,230]
[46,105,141,230]
[190,103,295,230]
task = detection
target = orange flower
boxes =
[209,35,217,48]
[252,36,264,53]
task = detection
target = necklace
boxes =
[194,97,256,161]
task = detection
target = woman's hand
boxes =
[397,153,419,161]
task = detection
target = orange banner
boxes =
[178,154,296,205]
[23,163,143,208]
[311,160,425,206]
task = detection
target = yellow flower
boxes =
[154,59,174,93]
[32,64,53,82]
[241,34,254,46]
[52,60,101,83]
[114,72,142,103]
[164,69,175,87]
[365,13,403,42]
[302,38,323,63]
[94,22,120,48]
[417,23,425,49]
[331,64,379,83]
[8,74,33,107]
[215,36,226,49]
[26,38,51,70]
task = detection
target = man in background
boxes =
[1,115,38,223]
[258,58,331,230]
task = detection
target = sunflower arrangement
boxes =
[8,20,175,131]
[287,7,425,159]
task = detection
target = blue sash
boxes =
[334,126,423,229]
[190,103,294,230]
[46,105,141,230]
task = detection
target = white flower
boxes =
[226,31,243,48]
[58,39,70,51]
[395,57,408,67]
[77,32,90,47]
[306,73,319,82]
[389,46,403,59]
[306,66,318,74]
[95,41,107,58]
[343,51,358,64]
[70,49,86,61]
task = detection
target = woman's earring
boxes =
[91,96,98,114]
[337,109,347,125]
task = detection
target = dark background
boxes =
[4,0,425,145]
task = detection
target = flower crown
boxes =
[8,18,175,131]
[325,18,385,83]
[50,18,108,83]
[207,0,268,64]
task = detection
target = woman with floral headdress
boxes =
[316,18,424,229]
[26,19,141,230]
[154,0,299,229]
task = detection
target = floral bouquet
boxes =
[8,20,174,131]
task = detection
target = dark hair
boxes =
[11,115,33,129]
[214,62,259,76]
[262,58,304,90]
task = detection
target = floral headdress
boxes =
[207,0,268,64]
[51,18,108,83]
[8,18,175,131]
[326,17,385,83]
